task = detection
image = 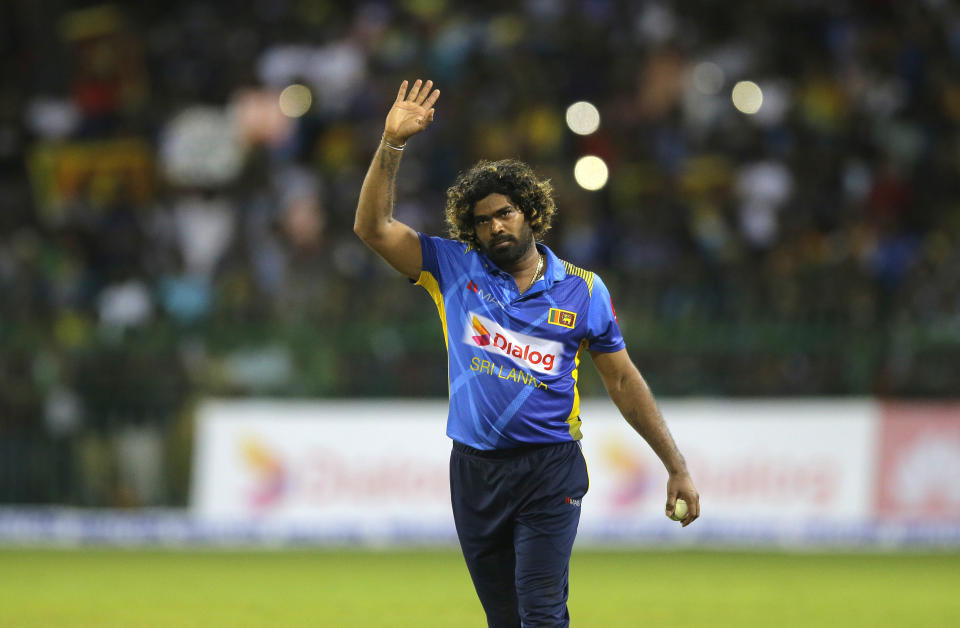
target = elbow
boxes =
[353,220,366,241]
[609,369,641,399]
[354,210,391,243]
[353,218,376,243]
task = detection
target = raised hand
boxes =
[383,79,440,146]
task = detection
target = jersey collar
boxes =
[478,242,566,297]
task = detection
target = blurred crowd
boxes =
[1,0,959,505]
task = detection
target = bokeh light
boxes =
[278,84,312,118]
[574,155,609,190]
[565,101,601,135]
[732,80,763,114]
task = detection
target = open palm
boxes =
[384,79,440,144]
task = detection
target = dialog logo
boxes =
[471,316,491,346]
[463,312,563,374]
[603,438,654,511]
[240,436,287,510]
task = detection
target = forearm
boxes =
[354,137,403,240]
[609,368,688,475]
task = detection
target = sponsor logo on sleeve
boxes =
[463,312,563,374]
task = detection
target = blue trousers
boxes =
[450,440,589,628]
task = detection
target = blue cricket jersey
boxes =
[415,233,625,450]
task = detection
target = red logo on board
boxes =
[874,403,960,522]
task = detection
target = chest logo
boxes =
[548,308,577,329]
[471,316,492,346]
[466,279,503,307]
[464,312,563,374]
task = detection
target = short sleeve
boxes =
[585,273,625,353]
[417,232,442,281]
[414,233,468,292]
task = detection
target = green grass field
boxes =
[2,548,959,627]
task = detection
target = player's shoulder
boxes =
[421,233,472,255]
[558,258,598,297]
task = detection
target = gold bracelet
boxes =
[382,134,406,151]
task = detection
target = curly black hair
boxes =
[444,159,556,247]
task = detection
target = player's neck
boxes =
[509,244,543,293]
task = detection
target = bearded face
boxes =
[472,193,535,268]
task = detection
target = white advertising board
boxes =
[191,400,455,539]
[192,398,881,544]
[576,399,877,540]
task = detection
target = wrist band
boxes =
[382,134,406,151]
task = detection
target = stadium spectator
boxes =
[1,0,959,505]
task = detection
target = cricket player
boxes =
[354,79,700,628]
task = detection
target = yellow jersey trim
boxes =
[562,261,594,297]
[415,270,448,351]
[566,339,588,441]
